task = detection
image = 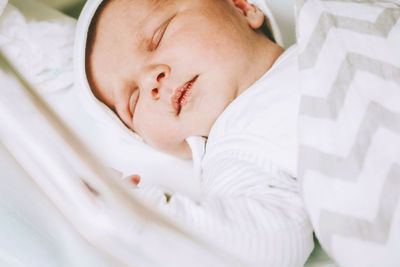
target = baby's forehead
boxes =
[101,0,172,18]
[97,0,169,34]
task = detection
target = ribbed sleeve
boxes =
[136,153,313,266]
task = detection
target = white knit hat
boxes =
[73,0,283,144]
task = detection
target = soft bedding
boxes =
[296,0,400,266]
[0,142,113,267]
[0,0,341,266]
[0,0,75,93]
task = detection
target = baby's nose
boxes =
[142,64,170,101]
[151,72,166,100]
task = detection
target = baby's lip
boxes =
[171,75,198,114]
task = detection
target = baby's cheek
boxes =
[194,37,233,64]
[167,27,232,68]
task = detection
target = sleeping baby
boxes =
[75,0,314,266]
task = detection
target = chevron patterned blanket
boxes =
[296,0,400,266]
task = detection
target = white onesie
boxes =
[138,45,314,267]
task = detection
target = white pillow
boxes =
[297,1,400,266]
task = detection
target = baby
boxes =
[75,0,314,266]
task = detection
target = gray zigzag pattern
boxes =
[298,101,400,180]
[298,7,400,70]
[300,53,400,119]
[296,0,400,255]
[295,0,377,22]
[296,0,389,13]
[318,164,400,250]
[295,0,400,29]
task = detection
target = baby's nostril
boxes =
[152,88,159,97]
[157,72,165,82]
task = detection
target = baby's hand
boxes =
[125,174,141,185]
[109,168,141,186]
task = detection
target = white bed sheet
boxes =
[0,143,115,267]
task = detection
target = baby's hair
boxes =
[259,14,276,43]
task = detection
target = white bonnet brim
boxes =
[74,0,144,144]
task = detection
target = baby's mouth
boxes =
[171,75,198,115]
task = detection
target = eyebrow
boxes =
[145,1,173,23]
[152,0,172,10]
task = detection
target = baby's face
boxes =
[87,0,270,158]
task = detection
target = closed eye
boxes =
[129,88,140,119]
[149,15,175,51]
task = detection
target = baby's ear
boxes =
[230,0,265,29]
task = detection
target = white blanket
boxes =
[297,0,400,266]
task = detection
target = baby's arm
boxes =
[135,156,314,267]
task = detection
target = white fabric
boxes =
[0,143,114,267]
[296,1,400,266]
[137,46,314,267]
[0,1,6,14]
[0,0,75,93]
[205,45,300,176]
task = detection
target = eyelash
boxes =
[151,27,166,51]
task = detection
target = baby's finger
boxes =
[126,174,141,185]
